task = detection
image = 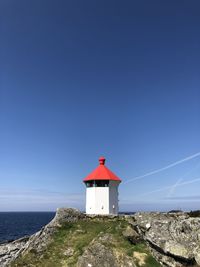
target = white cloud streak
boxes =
[124,151,200,184]
[167,178,183,197]
[0,189,84,204]
[166,160,200,197]
[137,177,200,197]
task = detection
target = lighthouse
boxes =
[83,157,122,215]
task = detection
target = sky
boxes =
[0,0,200,211]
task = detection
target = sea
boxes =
[0,212,55,244]
[0,211,135,244]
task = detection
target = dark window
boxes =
[95,180,109,187]
[85,180,109,187]
[85,181,94,187]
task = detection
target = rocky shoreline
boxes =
[0,208,200,267]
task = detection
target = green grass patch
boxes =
[145,255,162,267]
[11,218,161,267]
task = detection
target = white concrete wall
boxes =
[85,187,96,214]
[109,181,119,214]
[85,181,120,215]
[86,187,109,214]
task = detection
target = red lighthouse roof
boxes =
[83,157,122,182]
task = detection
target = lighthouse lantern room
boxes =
[83,157,122,215]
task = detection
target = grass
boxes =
[11,217,161,267]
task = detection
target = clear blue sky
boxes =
[0,0,200,211]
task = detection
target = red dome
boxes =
[83,157,122,182]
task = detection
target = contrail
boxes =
[167,178,183,198]
[179,177,200,186]
[166,160,200,197]
[137,177,200,197]
[124,151,200,184]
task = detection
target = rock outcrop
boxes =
[0,208,200,267]
[0,237,29,267]
[132,212,200,266]
[0,208,83,267]
[77,233,137,267]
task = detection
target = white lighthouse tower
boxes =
[83,157,122,215]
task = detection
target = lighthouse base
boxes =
[85,182,119,215]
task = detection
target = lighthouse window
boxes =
[85,180,109,187]
[85,181,94,187]
[95,180,109,187]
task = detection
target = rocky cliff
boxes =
[132,212,200,267]
[0,208,199,267]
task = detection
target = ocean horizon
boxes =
[0,212,55,244]
[0,211,137,244]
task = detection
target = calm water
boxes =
[0,212,55,243]
[0,211,135,244]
